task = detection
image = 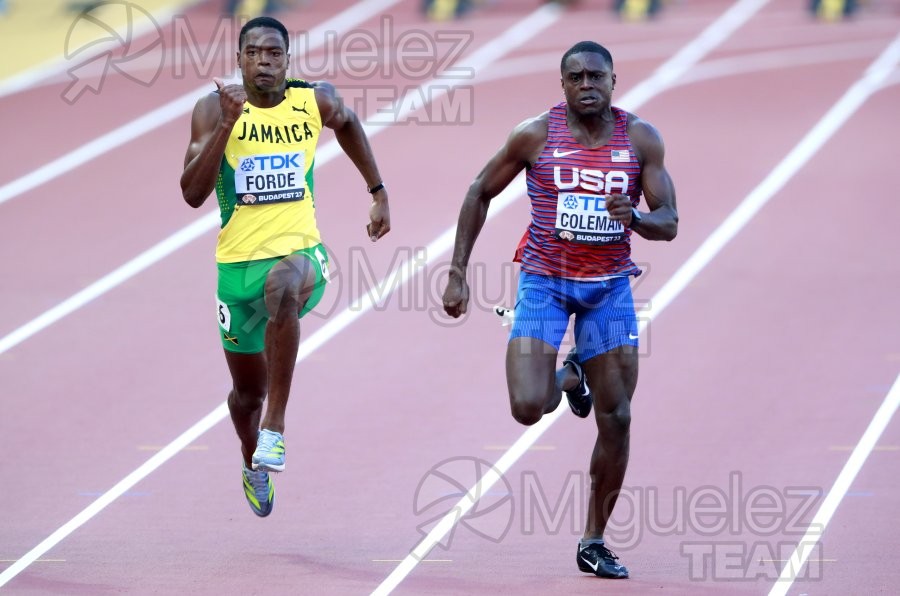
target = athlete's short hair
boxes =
[560,41,613,73]
[239,16,290,51]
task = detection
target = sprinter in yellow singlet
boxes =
[180,16,391,517]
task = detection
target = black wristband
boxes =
[367,182,385,194]
[630,207,643,229]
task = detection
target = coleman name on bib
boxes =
[235,153,306,205]
[555,192,625,245]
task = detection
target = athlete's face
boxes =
[561,52,615,117]
[238,27,290,93]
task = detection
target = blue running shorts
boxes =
[508,272,639,361]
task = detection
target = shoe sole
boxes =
[252,461,285,473]
[577,563,629,579]
[250,503,274,517]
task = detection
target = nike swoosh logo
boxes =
[629,333,640,340]
[553,148,582,158]
[580,555,599,572]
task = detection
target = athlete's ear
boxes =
[612,73,616,89]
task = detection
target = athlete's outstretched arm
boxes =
[442,116,547,318]
[181,79,246,208]
[608,115,678,241]
[315,82,390,242]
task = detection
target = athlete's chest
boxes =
[533,146,637,197]
[231,113,319,148]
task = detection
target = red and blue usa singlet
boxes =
[517,103,642,278]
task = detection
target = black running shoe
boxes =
[577,543,629,579]
[563,348,593,418]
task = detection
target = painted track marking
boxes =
[0,0,403,207]
[0,5,562,587]
[769,372,900,595]
[372,12,900,596]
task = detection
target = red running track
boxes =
[1,0,899,594]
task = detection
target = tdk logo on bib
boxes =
[235,152,306,205]
[555,192,625,245]
[553,166,629,245]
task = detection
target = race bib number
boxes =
[216,297,231,332]
[234,153,306,206]
[314,246,330,282]
[555,192,625,245]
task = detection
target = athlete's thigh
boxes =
[571,276,639,362]
[506,271,570,394]
[508,272,570,351]
[506,336,559,397]
[217,259,271,354]
[264,246,326,315]
[224,349,268,395]
[582,345,638,414]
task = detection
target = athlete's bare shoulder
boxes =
[625,111,665,163]
[310,80,335,95]
[194,90,222,116]
[307,81,346,127]
[507,111,550,167]
[189,90,225,138]
[512,111,549,143]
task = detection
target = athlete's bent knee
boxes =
[509,395,545,426]
[598,406,631,434]
[229,386,266,411]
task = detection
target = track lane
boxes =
[3,1,899,593]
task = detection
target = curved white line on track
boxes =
[0,4,563,588]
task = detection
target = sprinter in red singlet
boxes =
[442,41,678,578]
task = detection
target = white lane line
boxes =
[0,6,561,588]
[0,0,403,208]
[679,39,890,86]
[0,403,229,585]
[374,25,900,596]
[474,39,888,98]
[369,0,773,593]
[766,44,900,596]
[0,2,560,357]
[623,0,770,110]
[0,0,204,98]
[651,31,900,319]
[0,0,403,357]
[374,27,900,596]
[769,372,900,596]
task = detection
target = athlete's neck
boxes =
[566,107,615,148]
[245,84,287,109]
